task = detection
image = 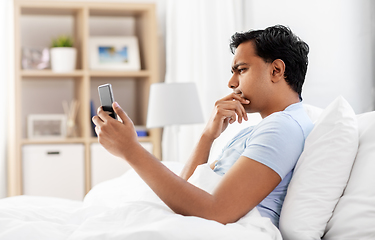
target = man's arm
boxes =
[93,103,280,224]
[91,95,282,224]
[180,93,249,180]
[130,146,280,224]
[179,134,214,180]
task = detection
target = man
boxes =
[92,25,313,228]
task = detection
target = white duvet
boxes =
[0,162,282,240]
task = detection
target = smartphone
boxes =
[98,83,117,119]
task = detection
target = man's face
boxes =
[228,41,273,113]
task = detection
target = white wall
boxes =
[53,0,375,114]
[244,0,375,114]
[0,0,13,198]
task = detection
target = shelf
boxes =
[89,2,154,16]
[19,2,152,17]
[90,136,151,144]
[20,70,150,78]
[22,137,152,145]
[21,138,86,145]
[89,70,150,78]
[21,7,80,16]
[21,70,84,78]
[138,136,152,142]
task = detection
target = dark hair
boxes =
[229,25,309,100]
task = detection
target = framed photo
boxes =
[22,47,50,70]
[90,36,140,71]
[28,114,67,139]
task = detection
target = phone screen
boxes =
[98,84,117,119]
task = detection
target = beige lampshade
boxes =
[146,82,204,128]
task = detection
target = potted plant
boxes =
[50,35,77,72]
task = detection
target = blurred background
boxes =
[0,0,374,199]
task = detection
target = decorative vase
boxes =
[50,47,77,72]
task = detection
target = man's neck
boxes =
[259,95,300,119]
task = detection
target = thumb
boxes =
[113,102,132,124]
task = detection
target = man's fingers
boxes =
[94,103,133,127]
[94,126,100,136]
[221,110,237,124]
[222,92,250,104]
[92,115,103,126]
[231,96,249,121]
[233,93,250,105]
[233,102,245,123]
[233,99,248,122]
[113,102,132,124]
[97,106,114,122]
[238,101,248,121]
[219,101,246,123]
[219,93,249,122]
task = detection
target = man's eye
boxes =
[238,68,246,73]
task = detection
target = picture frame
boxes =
[89,36,141,71]
[22,47,50,70]
[27,114,67,139]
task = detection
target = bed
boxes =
[0,162,281,240]
[0,96,374,240]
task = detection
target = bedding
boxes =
[323,111,375,239]
[280,96,358,240]
[0,162,282,240]
[1,97,374,239]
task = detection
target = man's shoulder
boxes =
[256,103,313,138]
[251,113,309,144]
[256,111,300,130]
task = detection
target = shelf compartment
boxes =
[88,4,156,72]
[89,77,148,131]
[18,4,86,72]
[21,77,84,139]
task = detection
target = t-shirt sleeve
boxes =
[242,113,305,180]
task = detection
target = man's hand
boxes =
[203,93,250,141]
[92,102,139,159]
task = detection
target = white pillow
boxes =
[303,103,323,123]
[279,96,358,240]
[187,163,223,194]
[84,161,184,208]
[323,111,375,239]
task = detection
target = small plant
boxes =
[51,35,74,48]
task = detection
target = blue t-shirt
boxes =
[213,102,313,227]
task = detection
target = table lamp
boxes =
[146,82,204,128]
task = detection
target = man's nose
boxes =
[228,74,238,89]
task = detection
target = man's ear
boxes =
[271,59,286,83]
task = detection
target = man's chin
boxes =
[243,105,254,114]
